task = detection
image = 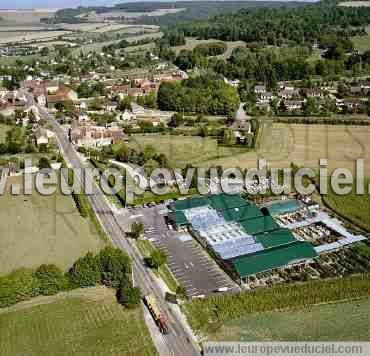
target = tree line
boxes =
[0,247,140,309]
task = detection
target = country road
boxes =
[22,90,201,356]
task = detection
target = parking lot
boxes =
[127,204,239,297]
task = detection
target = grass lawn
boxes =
[0,286,157,356]
[0,175,104,275]
[209,298,370,341]
[324,177,370,231]
[352,26,370,53]
[128,134,249,168]
[136,239,178,292]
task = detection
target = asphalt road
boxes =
[22,91,200,356]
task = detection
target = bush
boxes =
[35,264,69,296]
[0,268,40,308]
[67,253,101,287]
[97,247,131,288]
[117,281,141,308]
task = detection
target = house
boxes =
[305,89,323,98]
[258,92,274,104]
[254,85,266,94]
[73,110,89,123]
[279,89,300,100]
[44,80,60,94]
[284,100,304,111]
[105,101,118,112]
[70,123,125,148]
[47,86,78,109]
[118,110,135,122]
[35,93,47,106]
[34,127,55,146]
[0,87,8,98]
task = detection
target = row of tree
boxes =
[0,247,140,309]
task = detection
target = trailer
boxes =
[143,293,169,334]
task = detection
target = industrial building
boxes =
[169,193,318,284]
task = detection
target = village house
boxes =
[70,122,125,148]
[279,88,300,100]
[73,110,89,123]
[284,100,304,111]
[254,85,266,95]
[258,92,274,104]
[33,127,55,146]
[304,88,324,98]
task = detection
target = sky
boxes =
[0,0,311,10]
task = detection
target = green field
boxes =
[0,175,104,275]
[128,135,249,168]
[209,298,370,341]
[0,124,10,143]
[324,177,370,231]
[0,287,157,356]
[173,37,245,60]
[352,26,370,53]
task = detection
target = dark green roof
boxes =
[222,205,263,222]
[175,210,188,226]
[232,241,317,277]
[255,228,297,249]
[240,215,279,235]
[208,193,249,210]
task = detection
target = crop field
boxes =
[325,177,370,231]
[0,9,56,26]
[88,8,185,21]
[0,175,104,275]
[204,122,370,175]
[352,26,370,53]
[0,286,157,356]
[128,134,249,167]
[173,37,246,59]
[208,298,370,341]
[0,30,72,45]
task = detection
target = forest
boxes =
[157,75,240,116]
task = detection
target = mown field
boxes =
[325,177,370,231]
[209,298,370,341]
[173,37,246,59]
[0,175,104,275]
[0,9,56,26]
[203,122,370,175]
[128,134,249,168]
[0,286,157,356]
[352,25,370,53]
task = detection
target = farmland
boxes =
[0,286,157,356]
[203,122,370,175]
[0,175,104,275]
[183,274,370,333]
[325,177,370,231]
[0,9,56,26]
[173,37,246,59]
[352,25,370,53]
[209,298,370,341]
[128,134,249,168]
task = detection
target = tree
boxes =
[35,264,69,295]
[149,249,167,269]
[38,157,51,169]
[67,252,101,287]
[118,96,132,112]
[97,247,131,288]
[117,281,141,308]
[168,113,184,128]
[176,284,188,300]
[131,222,144,239]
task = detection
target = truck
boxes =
[143,293,169,334]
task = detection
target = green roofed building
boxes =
[240,215,279,235]
[232,241,317,279]
[223,204,263,222]
[255,228,296,249]
[169,193,317,282]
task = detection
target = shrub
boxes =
[117,281,141,308]
[67,252,101,287]
[35,264,69,296]
[0,268,40,308]
[97,247,131,288]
